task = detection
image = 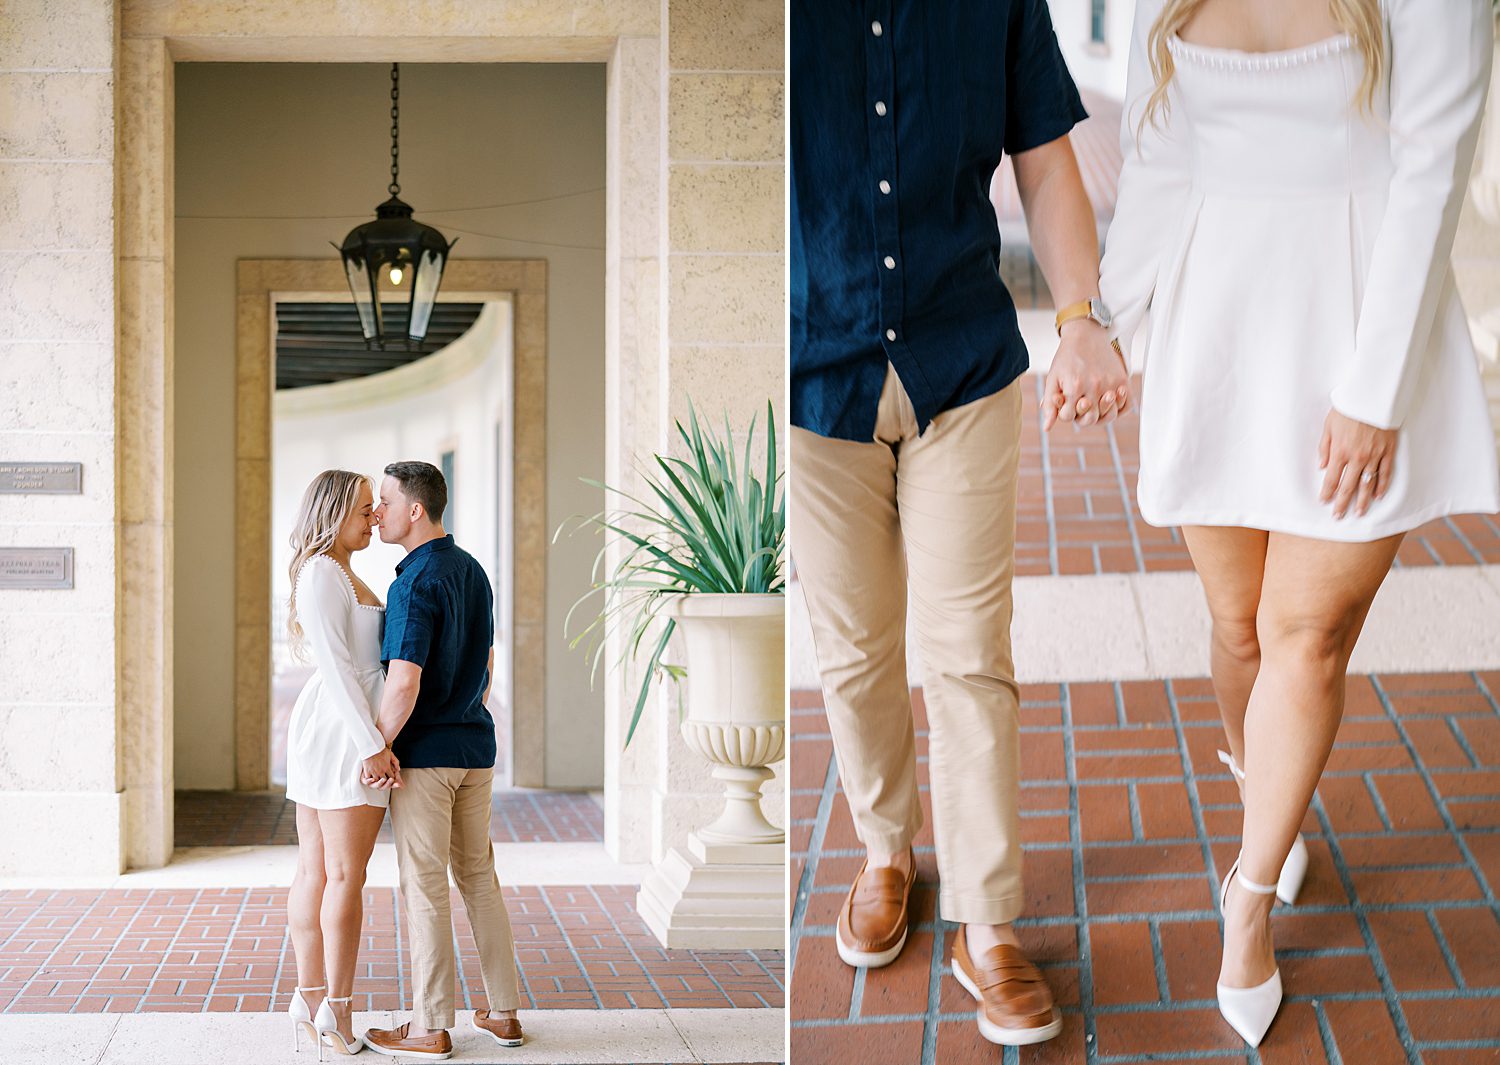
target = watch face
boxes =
[1091,299,1113,329]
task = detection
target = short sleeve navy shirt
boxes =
[382,535,497,769]
[791,0,1087,441]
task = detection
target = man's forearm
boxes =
[377,680,420,745]
[1013,137,1101,309]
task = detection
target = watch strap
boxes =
[1055,299,1097,336]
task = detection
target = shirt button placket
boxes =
[869,2,903,367]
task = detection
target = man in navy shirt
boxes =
[791,1,1129,1046]
[360,461,525,1057]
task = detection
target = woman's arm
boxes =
[1098,0,1194,371]
[298,558,388,760]
[1329,0,1491,430]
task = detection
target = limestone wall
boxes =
[0,0,126,874]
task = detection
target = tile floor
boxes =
[789,673,1500,1064]
[0,883,783,1016]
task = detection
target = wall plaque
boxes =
[0,462,83,494]
[0,547,74,589]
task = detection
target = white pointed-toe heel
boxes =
[315,995,364,1058]
[289,984,325,1053]
[1217,750,1308,904]
[1216,855,1283,1048]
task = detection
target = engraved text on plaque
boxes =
[0,548,75,589]
[0,462,83,494]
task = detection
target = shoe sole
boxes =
[952,961,1063,1046]
[360,1035,453,1060]
[472,1016,524,1047]
[835,925,907,969]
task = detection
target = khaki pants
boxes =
[390,766,520,1028]
[790,362,1025,925]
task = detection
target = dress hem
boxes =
[1138,497,1500,543]
[285,793,390,811]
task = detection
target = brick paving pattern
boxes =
[0,884,783,1015]
[1016,376,1500,577]
[174,789,603,847]
[789,672,1500,1064]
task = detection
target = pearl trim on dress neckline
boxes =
[302,553,385,611]
[1168,32,1353,73]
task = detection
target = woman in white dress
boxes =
[283,470,404,1057]
[1077,0,1500,1048]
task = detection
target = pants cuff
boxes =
[417,1010,455,1031]
[938,890,1026,927]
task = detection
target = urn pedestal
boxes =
[636,593,787,949]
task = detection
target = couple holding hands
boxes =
[280,461,521,1060]
[791,0,1500,1050]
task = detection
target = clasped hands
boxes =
[1040,325,1132,430]
[362,746,403,790]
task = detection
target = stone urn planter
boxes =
[664,592,786,846]
[556,401,786,949]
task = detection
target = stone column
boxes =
[652,0,785,865]
[119,37,175,868]
[0,0,124,875]
[603,29,667,864]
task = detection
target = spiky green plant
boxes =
[555,400,784,747]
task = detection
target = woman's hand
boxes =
[1318,408,1398,519]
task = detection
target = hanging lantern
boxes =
[333,63,456,348]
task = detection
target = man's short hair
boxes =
[384,460,448,523]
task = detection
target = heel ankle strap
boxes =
[296,985,326,993]
[1232,858,1279,895]
[325,996,354,1004]
[1216,749,1246,783]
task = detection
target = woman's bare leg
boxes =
[289,805,328,1015]
[316,804,388,1042]
[1221,530,1402,989]
[1181,526,1271,774]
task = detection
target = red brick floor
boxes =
[789,673,1500,1064]
[174,789,603,847]
[0,884,783,1015]
[1016,375,1500,576]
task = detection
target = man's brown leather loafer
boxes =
[473,1008,524,1047]
[951,928,1062,1045]
[362,1022,454,1060]
[834,849,917,968]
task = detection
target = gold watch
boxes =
[1055,297,1113,336]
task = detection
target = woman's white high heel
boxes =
[289,984,325,1053]
[1216,855,1283,1047]
[1217,749,1308,904]
[315,995,364,1058]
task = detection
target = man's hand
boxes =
[1041,325,1132,431]
[1319,408,1397,519]
[361,746,403,790]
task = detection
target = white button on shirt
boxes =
[879,180,891,194]
[886,329,896,341]
[875,101,887,116]
[871,20,883,36]
[884,256,896,269]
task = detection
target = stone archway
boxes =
[232,259,547,791]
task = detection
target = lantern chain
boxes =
[389,63,400,197]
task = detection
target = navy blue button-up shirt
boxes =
[382,534,497,770]
[792,0,1087,441]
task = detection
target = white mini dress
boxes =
[1099,0,1500,541]
[284,554,390,810]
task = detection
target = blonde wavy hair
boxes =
[286,469,370,658]
[1140,0,1384,135]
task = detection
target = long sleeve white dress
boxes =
[284,554,390,810]
[1099,0,1500,541]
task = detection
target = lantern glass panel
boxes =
[343,253,378,341]
[408,247,445,341]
